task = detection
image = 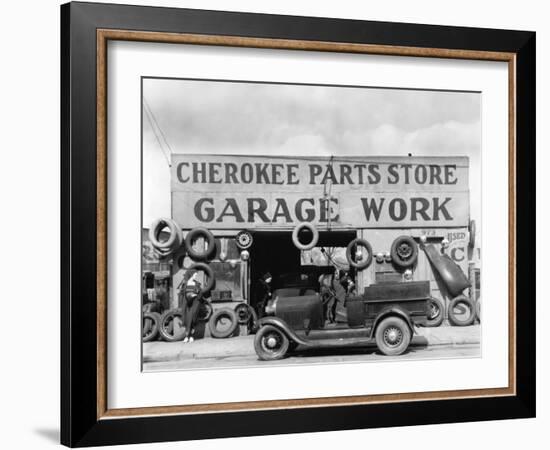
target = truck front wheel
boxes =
[254,325,290,361]
[375,316,411,356]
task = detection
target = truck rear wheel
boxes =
[375,316,411,356]
[254,325,289,361]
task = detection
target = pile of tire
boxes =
[149,218,183,258]
[142,226,260,341]
[424,295,481,328]
[207,303,257,339]
[142,302,214,342]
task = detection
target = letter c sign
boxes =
[449,242,466,262]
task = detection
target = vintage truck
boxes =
[254,267,430,360]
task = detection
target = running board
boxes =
[300,328,371,341]
[297,336,374,348]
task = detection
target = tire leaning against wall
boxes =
[475,298,481,323]
[158,309,186,342]
[209,307,239,338]
[448,295,476,326]
[142,312,160,342]
[425,297,445,327]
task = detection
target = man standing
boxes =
[253,272,272,318]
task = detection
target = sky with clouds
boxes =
[142,78,481,233]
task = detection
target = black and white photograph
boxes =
[141,78,482,371]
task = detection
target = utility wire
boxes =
[143,97,174,155]
[143,103,171,167]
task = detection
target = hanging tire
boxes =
[208,308,238,338]
[448,295,476,326]
[390,235,418,268]
[469,220,476,249]
[158,309,186,342]
[235,230,254,250]
[375,316,411,356]
[185,227,216,261]
[254,325,290,360]
[149,218,182,250]
[425,297,445,327]
[346,238,373,269]
[188,262,215,294]
[142,312,160,342]
[292,222,319,251]
[197,302,213,322]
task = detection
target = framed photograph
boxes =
[61,2,535,447]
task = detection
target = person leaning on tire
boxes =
[181,273,204,343]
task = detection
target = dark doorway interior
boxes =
[249,230,357,309]
[250,232,300,308]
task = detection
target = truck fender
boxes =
[369,306,415,339]
[257,317,309,346]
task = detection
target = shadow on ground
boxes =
[34,428,59,444]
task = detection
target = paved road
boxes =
[143,343,480,371]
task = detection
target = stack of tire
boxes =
[207,230,256,339]
[161,227,217,342]
[208,302,258,339]
[425,294,480,328]
[148,218,183,258]
[143,302,215,343]
[143,223,216,342]
[142,226,260,342]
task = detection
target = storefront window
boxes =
[210,238,242,300]
[213,238,240,260]
[210,261,242,300]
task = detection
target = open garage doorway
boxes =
[250,232,300,311]
[249,230,357,311]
